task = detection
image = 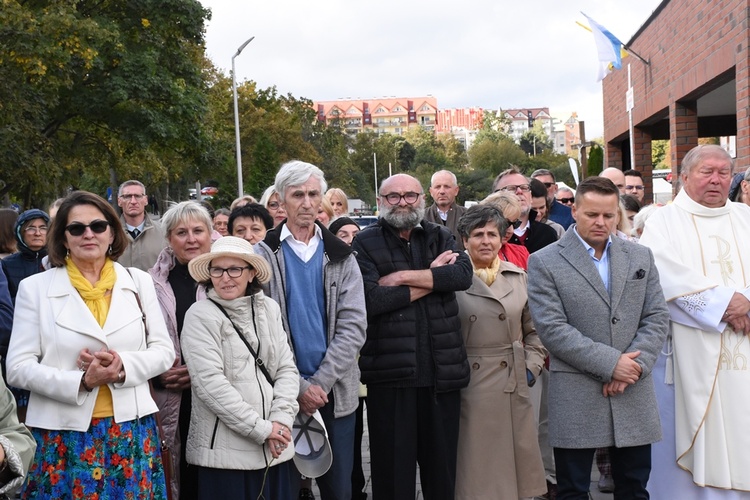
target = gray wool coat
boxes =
[527,227,669,449]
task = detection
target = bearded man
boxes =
[352,174,472,500]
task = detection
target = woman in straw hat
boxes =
[181,236,300,499]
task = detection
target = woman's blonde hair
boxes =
[481,191,522,221]
[325,188,349,215]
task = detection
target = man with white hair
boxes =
[641,144,750,497]
[424,169,466,250]
[353,173,472,500]
[256,161,367,500]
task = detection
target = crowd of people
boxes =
[0,143,748,500]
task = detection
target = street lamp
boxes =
[232,36,255,198]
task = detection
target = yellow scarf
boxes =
[473,257,501,286]
[66,257,116,417]
[66,258,116,327]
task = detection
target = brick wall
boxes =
[603,0,750,169]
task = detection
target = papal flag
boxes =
[581,12,629,81]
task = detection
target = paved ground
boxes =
[310,406,614,500]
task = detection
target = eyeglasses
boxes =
[558,197,574,204]
[208,266,250,278]
[381,192,421,205]
[494,184,531,193]
[542,182,556,188]
[625,185,645,191]
[65,220,110,236]
[24,225,48,234]
[119,194,145,200]
[267,202,280,210]
[507,219,522,229]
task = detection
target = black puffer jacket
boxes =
[352,219,472,392]
[1,209,49,303]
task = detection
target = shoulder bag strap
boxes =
[207,298,275,387]
[124,269,172,453]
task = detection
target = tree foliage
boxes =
[3,2,587,214]
[473,110,512,146]
[1,0,220,207]
[652,140,670,170]
[518,126,553,156]
[587,144,604,176]
[468,138,526,177]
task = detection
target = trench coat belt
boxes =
[465,341,529,398]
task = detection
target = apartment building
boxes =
[315,97,438,136]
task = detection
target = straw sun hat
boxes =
[188,236,271,284]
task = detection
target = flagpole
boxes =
[622,46,649,65]
[628,64,635,171]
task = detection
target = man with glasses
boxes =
[531,169,575,229]
[623,170,646,203]
[117,180,165,271]
[256,161,366,500]
[352,174,472,500]
[494,168,558,254]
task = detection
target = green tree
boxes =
[518,127,553,157]
[473,110,512,145]
[1,0,220,208]
[468,138,526,177]
[587,144,604,176]
[652,140,670,170]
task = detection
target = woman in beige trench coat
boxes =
[454,204,548,500]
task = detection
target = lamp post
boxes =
[232,36,255,198]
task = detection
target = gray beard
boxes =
[381,204,425,230]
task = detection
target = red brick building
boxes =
[602,0,742,201]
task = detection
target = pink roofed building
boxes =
[314,97,438,136]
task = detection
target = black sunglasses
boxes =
[65,220,110,236]
[558,197,574,204]
[507,219,522,229]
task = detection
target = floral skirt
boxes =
[22,415,168,500]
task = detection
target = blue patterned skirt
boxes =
[22,415,168,499]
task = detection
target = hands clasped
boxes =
[298,384,328,416]
[602,350,642,397]
[724,292,750,335]
[266,421,292,459]
[157,359,191,392]
[78,347,125,389]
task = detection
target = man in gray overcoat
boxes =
[527,176,669,499]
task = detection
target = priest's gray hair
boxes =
[680,144,733,177]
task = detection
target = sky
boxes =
[198,0,663,140]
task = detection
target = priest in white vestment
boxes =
[641,144,750,498]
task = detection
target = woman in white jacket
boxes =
[6,191,174,499]
[182,236,299,499]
